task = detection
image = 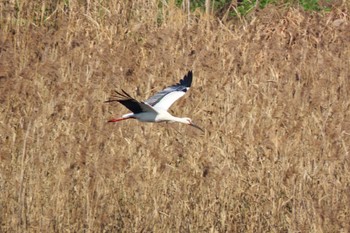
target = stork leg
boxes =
[107,117,130,123]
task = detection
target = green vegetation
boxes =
[172,0,332,16]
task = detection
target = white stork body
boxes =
[120,110,188,123]
[105,71,203,132]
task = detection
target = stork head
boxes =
[182,117,204,132]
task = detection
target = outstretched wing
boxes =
[145,71,193,111]
[105,90,157,114]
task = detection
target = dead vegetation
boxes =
[1,1,350,232]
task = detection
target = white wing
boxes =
[145,71,193,111]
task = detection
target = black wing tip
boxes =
[104,89,134,103]
[105,89,143,113]
[186,70,193,79]
[181,70,193,87]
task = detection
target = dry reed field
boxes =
[1,0,350,232]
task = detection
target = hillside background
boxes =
[1,0,350,232]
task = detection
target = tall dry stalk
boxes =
[0,0,349,232]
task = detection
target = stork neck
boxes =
[158,111,188,123]
[170,116,188,123]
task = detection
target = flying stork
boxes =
[105,71,204,132]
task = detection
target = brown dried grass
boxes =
[1,1,350,232]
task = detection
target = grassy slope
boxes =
[1,1,350,232]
